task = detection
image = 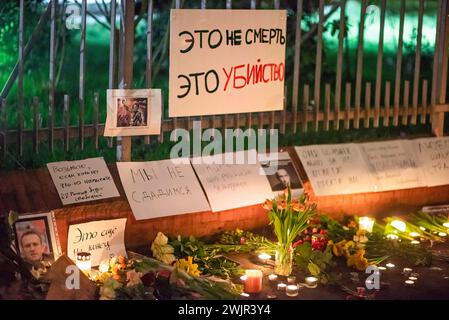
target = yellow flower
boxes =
[174,256,201,277]
[151,232,176,265]
[347,249,369,271]
[331,240,348,257]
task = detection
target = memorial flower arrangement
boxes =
[263,188,317,276]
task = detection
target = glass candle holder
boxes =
[268,274,278,281]
[76,252,91,274]
[258,253,271,265]
[287,276,296,284]
[244,270,263,294]
[286,284,299,297]
[359,217,375,233]
[277,283,287,291]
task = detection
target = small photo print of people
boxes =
[116,97,148,127]
[13,212,61,272]
[260,152,304,197]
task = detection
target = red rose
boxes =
[292,239,303,248]
[240,237,246,245]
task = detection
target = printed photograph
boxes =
[116,97,148,127]
[13,212,60,271]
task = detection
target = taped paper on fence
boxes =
[104,89,161,137]
[169,9,286,116]
[67,218,127,267]
[359,140,426,191]
[47,157,120,205]
[191,150,273,212]
[117,160,210,220]
[295,144,376,196]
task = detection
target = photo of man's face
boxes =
[21,231,45,263]
[276,168,291,188]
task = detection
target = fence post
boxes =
[432,0,448,136]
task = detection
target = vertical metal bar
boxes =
[94,92,99,150]
[202,0,211,133]
[432,0,443,107]
[324,83,330,131]
[302,84,309,132]
[79,0,87,151]
[421,79,428,124]
[33,97,39,154]
[364,82,371,128]
[144,0,154,145]
[246,0,257,132]
[108,0,117,148]
[48,0,57,152]
[354,0,366,129]
[224,0,232,131]
[374,0,386,128]
[383,81,390,127]
[120,0,135,161]
[290,0,303,134]
[259,109,264,130]
[334,0,346,131]
[64,95,69,153]
[411,0,424,125]
[314,0,324,132]
[393,0,405,126]
[18,0,24,156]
[0,99,6,159]
[344,82,351,130]
[402,80,409,126]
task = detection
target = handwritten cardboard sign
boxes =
[169,9,286,117]
[191,151,273,212]
[117,160,210,220]
[360,140,425,191]
[411,137,449,187]
[47,157,120,205]
[67,218,127,267]
[295,144,376,196]
[104,89,162,137]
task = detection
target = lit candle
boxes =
[268,274,278,281]
[386,263,395,268]
[244,270,263,294]
[411,240,420,245]
[286,284,299,297]
[405,280,415,287]
[305,276,318,287]
[277,283,287,291]
[419,226,426,231]
[287,276,296,284]
[240,275,248,282]
[386,234,399,240]
[408,276,418,281]
[438,232,447,237]
[403,268,413,274]
[359,217,375,233]
[409,232,420,238]
[378,266,387,271]
[76,252,91,274]
[258,253,271,264]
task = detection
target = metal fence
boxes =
[1,0,448,163]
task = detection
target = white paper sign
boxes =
[411,137,449,187]
[295,144,376,196]
[191,151,273,212]
[360,140,425,191]
[67,218,127,267]
[169,9,286,117]
[117,160,210,220]
[47,157,120,205]
[104,89,161,137]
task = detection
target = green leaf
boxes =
[308,262,321,276]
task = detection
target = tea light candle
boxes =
[408,276,418,281]
[386,263,395,268]
[438,232,447,237]
[359,217,375,233]
[405,280,415,287]
[378,266,387,271]
[287,276,296,284]
[409,232,420,238]
[268,274,278,281]
[76,252,91,274]
[286,284,299,297]
[258,253,271,264]
[244,270,263,294]
[411,240,420,245]
[277,283,287,291]
[403,267,413,274]
[305,276,318,287]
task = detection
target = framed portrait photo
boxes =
[104,89,162,137]
[13,211,62,270]
[259,152,304,198]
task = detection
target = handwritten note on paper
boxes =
[47,157,120,205]
[411,137,449,187]
[191,152,273,212]
[295,144,375,196]
[67,218,127,267]
[117,160,210,220]
[360,140,425,191]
